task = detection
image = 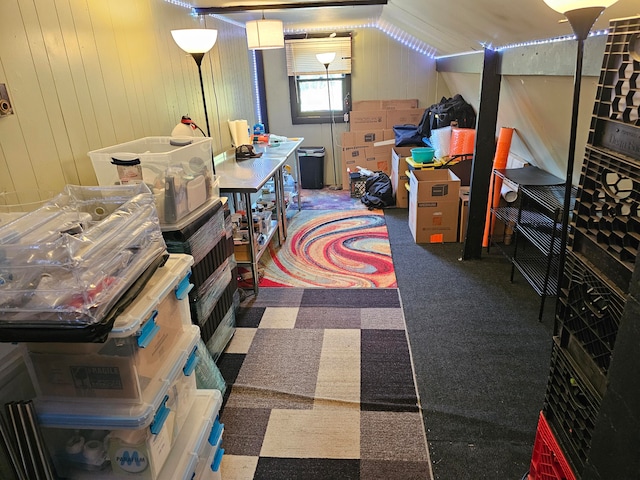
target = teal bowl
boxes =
[411,147,435,163]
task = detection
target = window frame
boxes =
[288,73,351,125]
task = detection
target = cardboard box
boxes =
[385,109,425,129]
[350,110,387,131]
[391,147,414,208]
[408,169,460,243]
[341,147,391,191]
[352,100,383,111]
[341,130,385,147]
[381,99,419,110]
[383,129,396,141]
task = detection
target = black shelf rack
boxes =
[511,184,578,320]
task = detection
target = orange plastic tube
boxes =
[482,127,515,247]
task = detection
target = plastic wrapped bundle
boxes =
[0,184,168,342]
[429,126,451,159]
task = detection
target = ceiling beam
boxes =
[195,0,387,15]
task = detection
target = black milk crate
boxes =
[543,338,603,476]
[556,251,627,396]
[589,16,640,137]
[350,175,367,198]
[570,146,640,292]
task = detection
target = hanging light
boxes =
[246,14,284,50]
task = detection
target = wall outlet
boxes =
[0,84,13,116]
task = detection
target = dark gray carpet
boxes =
[383,208,555,480]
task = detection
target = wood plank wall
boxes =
[0,0,255,199]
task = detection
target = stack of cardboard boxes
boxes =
[341,99,422,190]
[343,99,470,245]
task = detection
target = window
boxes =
[285,34,352,125]
[289,73,351,125]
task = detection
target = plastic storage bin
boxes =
[0,184,167,343]
[298,146,325,189]
[88,137,219,226]
[36,325,201,479]
[24,255,194,403]
[185,395,224,480]
[196,415,224,480]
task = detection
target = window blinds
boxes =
[285,36,352,76]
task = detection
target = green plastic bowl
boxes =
[411,147,435,163]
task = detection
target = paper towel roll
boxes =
[228,120,251,147]
[501,184,518,203]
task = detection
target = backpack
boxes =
[360,172,394,210]
[417,94,476,139]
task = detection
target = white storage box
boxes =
[88,137,219,226]
[36,325,201,479]
[0,184,167,343]
[24,255,195,403]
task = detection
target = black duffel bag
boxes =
[417,94,476,139]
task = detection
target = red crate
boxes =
[529,412,577,480]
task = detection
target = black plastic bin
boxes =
[298,146,325,189]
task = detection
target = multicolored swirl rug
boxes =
[218,288,432,480]
[241,209,397,288]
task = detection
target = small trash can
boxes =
[298,146,325,189]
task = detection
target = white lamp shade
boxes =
[171,29,218,54]
[543,0,618,13]
[316,52,336,65]
[246,19,284,50]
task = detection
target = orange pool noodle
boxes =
[482,127,515,247]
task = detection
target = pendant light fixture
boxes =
[246,13,284,50]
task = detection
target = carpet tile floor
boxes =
[217,288,432,480]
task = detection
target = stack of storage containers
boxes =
[22,254,225,479]
[88,137,238,362]
[162,199,238,363]
[0,182,225,478]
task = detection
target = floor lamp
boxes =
[316,52,341,190]
[171,29,218,138]
[542,0,618,294]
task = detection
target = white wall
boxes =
[263,27,440,186]
[440,67,599,184]
[0,0,255,197]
